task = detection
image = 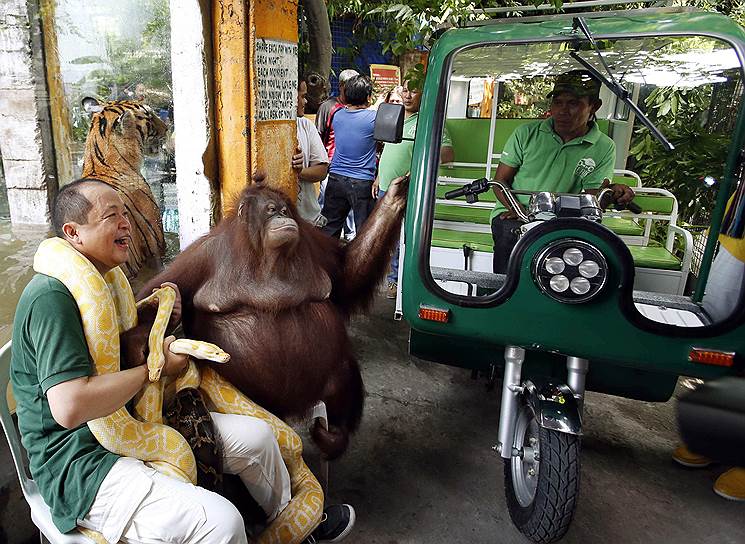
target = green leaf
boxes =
[658,100,671,117]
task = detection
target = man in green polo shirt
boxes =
[10,179,355,543]
[491,70,634,273]
[374,79,455,298]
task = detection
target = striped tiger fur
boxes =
[81,97,168,279]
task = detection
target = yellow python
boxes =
[34,237,323,543]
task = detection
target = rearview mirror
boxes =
[374,103,404,143]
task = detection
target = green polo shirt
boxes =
[491,118,615,220]
[378,112,452,192]
[11,274,119,534]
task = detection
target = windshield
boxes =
[426,33,743,328]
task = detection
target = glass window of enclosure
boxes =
[433,35,743,327]
[45,0,179,235]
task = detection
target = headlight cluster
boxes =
[532,240,608,304]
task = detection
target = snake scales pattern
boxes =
[33,237,323,543]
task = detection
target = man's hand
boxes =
[292,146,304,174]
[372,178,380,199]
[162,335,188,377]
[499,210,518,220]
[610,183,635,206]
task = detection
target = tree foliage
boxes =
[325,0,744,67]
[629,85,730,225]
[327,1,553,59]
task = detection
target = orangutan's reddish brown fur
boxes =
[138,172,408,458]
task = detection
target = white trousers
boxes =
[79,412,292,544]
[702,245,745,322]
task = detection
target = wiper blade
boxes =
[571,16,674,151]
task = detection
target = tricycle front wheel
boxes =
[504,403,581,543]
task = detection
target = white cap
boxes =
[339,69,359,85]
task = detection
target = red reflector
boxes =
[689,348,735,367]
[418,305,450,323]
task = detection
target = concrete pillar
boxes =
[170,0,218,248]
[0,0,58,225]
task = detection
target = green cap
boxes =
[548,70,601,99]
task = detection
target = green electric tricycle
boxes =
[375,6,745,542]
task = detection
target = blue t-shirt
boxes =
[329,108,377,181]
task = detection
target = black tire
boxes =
[503,408,581,543]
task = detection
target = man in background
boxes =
[373,79,454,299]
[317,69,359,240]
[321,75,377,239]
[489,70,633,274]
[294,77,329,227]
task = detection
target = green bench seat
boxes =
[601,217,644,236]
[627,246,682,270]
[432,228,495,252]
[437,183,675,240]
[431,226,681,270]
[435,203,493,224]
[435,201,649,238]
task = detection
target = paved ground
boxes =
[2,295,743,543]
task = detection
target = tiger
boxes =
[81,97,168,279]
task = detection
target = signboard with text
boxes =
[256,38,298,122]
[370,64,401,93]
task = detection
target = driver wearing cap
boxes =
[490,69,634,273]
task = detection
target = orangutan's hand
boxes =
[384,173,410,200]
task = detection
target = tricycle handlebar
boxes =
[445,179,641,220]
[443,178,530,222]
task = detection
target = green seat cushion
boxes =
[613,174,641,188]
[432,228,494,252]
[602,217,644,236]
[632,195,674,214]
[628,246,682,270]
[439,166,494,181]
[435,203,493,224]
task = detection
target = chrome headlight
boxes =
[533,240,608,304]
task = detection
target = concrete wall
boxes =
[0,0,57,225]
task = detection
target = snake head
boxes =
[206,346,231,363]
[169,339,231,363]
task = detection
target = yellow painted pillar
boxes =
[213,0,298,212]
[249,0,299,201]
[213,0,252,210]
